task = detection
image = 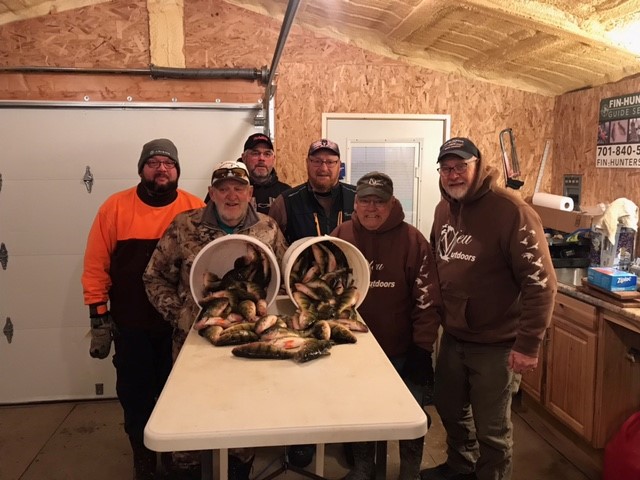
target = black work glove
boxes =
[402,344,434,387]
[89,303,115,359]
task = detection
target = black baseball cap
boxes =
[243,133,274,151]
[308,139,340,157]
[437,137,481,162]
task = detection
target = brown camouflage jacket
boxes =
[143,202,288,358]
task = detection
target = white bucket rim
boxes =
[189,234,281,308]
[282,235,370,309]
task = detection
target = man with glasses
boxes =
[204,133,291,214]
[421,137,557,480]
[268,138,356,468]
[143,159,287,480]
[241,133,291,213]
[332,172,442,480]
[82,138,205,480]
[269,138,356,245]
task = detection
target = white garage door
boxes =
[0,102,262,403]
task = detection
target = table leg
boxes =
[218,448,228,480]
[200,450,214,480]
[375,441,387,480]
[313,443,325,476]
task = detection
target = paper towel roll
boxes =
[532,192,574,211]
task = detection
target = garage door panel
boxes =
[1,109,256,180]
[0,326,117,404]
[0,103,259,402]
[1,179,139,256]
[1,254,85,330]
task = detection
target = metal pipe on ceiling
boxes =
[0,65,269,83]
[264,0,302,137]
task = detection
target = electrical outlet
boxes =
[95,383,104,396]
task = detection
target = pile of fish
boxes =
[193,240,368,363]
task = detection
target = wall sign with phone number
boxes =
[596,92,640,168]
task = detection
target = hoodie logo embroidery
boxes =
[438,224,476,262]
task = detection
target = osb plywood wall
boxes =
[0,0,264,103]
[0,0,596,203]
[552,75,640,209]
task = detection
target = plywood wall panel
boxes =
[0,0,149,68]
[275,60,555,189]
[553,75,640,209]
[0,0,555,196]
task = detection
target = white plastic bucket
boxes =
[281,235,370,308]
[190,234,281,308]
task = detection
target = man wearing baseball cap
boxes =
[241,133,291,213]
[82,138,205,479]
[269,138,356,245]
[332,172,442,480]
[144,158,287,480]
[422,137,557,480]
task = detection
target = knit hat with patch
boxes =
[138,138,180,174]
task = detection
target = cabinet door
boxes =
[520,330,548,402]
[545,317,597,440]
[593,313,640,448]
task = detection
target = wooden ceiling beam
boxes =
[0,0,108,26]
[147,0,185,68]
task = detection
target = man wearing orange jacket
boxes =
[82,138,204,480]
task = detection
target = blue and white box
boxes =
[587,267,637,292]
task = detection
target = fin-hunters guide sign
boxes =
[596,92,640,168]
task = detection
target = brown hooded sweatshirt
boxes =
[332,197,442,357]
[430,162,557,357]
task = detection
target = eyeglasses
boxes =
[211,167,249,183]
[356,197,388,207]
[246,150,274,159]
[146,159,177,169]
[308,157,340,167]
[437,159,477,176]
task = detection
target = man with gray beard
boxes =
[423,137,557,480]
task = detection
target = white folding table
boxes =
[145,297,428,480]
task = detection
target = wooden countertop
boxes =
[557,283,640,333]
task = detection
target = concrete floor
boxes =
[0,400,590,480]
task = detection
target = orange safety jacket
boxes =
[82,184,204,330]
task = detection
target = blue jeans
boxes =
[434,332,521,480]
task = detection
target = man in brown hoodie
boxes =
[421,137,557,480]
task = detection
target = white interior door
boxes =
[0,102,261,403]
[324,114,449,237]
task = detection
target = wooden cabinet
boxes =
[592,312,640,448]
[528,293,599,441]
[545,314,597,440]
[522,291,640,450]
[520,332,546,402]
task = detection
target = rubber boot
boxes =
[129,437,157,480]
[343,442,376,480]
[398,437,424,480]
